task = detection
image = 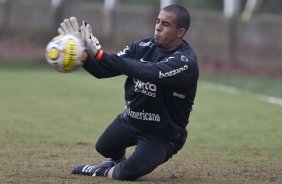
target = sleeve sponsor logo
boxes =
[139,41,152,47]
[159,65,188,78]
[117,46,129,56]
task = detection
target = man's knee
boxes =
[95,140,105,155]
[113,166,139,181]
[95,141,125,161]
[112,161,153,181]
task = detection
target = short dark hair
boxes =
[163,4,191,31]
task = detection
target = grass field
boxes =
[0,60,282,184]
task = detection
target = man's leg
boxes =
[111,134,175,181]
[71,116,138,176]
[95,116,138,161]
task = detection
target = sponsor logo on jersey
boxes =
[181,55,189,62]
[126,107,160,122]
[173,92,186,99]
[160,56,175,63]
[139,41,153,47]
[133,78,157,97]
[159,65,188,78]
[117,46,129,56]
[140,58,147,62]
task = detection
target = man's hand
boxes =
[80,20,102,58]
[58,17,81,39]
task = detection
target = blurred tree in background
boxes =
[180,0,223,10]
[259,0,282,14]
[0,0,281,77]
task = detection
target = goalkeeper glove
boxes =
[58,17,82,39]
[80,20,103,60]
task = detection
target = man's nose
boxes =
[155,23,161,31]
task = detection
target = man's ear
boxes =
[177,28,186,38]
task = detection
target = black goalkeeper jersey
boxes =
[83,38,199,144]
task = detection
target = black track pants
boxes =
[95,115,180,181]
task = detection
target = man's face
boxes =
[154,10,181,51]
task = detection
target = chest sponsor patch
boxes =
[159,65,188,78]
[126,107,160,122]
[133,78,157,97]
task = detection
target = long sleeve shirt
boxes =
[83,38,199,145]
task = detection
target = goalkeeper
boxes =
[58,4,199,181]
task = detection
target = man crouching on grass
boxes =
[58,4,198,181]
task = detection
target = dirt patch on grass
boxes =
[153,161,282,183]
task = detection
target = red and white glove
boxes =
[58,17,82,39]
[80,20,103,60]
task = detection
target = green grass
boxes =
[200,74,282,98]
[0,60,282,184]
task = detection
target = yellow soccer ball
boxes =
[45,34,87,73]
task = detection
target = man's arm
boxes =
[99,52,198,88]
[78,20,198,84]
[82,55,122,78]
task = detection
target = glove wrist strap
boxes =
[95,50,104,61]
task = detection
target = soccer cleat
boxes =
[71,159,116,177]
